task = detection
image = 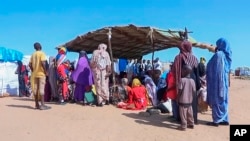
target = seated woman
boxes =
[117,78,148,110]
[144,70,157,106]
[112,78,131,105]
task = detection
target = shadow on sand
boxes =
[13,97,34,102]
[12,97,59,105]
[122,111,211,130]
[6,104,35,110]
[122,112,180,130]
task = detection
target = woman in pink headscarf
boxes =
[90,43,111,106]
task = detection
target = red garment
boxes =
[21,65,29,84]
[129,86,148,110]
[126,86,133,103]
[57,64,68,99]
[163,71,177,101]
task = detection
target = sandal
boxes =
[219,122,229,125]
[206,122,219,127]
[39,105,51,110]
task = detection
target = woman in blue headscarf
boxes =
[206,38,232,126]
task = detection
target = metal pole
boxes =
[107,28,116,86]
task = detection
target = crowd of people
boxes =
[16,37,232,131]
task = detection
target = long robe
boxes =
[71,56,94,102]
[16,61,29,97]
[57,64,68,100]
[172,41,200,123]
[144,75,158,106]
[48,59,58,100]
[206,38,232,124]
[90,48,111,104]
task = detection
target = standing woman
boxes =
[56,47,68,104]
[90,43,112,106]
[206,38,232,126]
[172,40,200,124]
[16,60,29,97]
[71,50,94,103]
[48,57,58,101]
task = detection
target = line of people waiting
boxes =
[28,38,232,130]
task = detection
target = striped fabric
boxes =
[173,41,199,88]
[56,54,66,67]
[55,47,67,67]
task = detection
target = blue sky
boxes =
[0,0,249,70]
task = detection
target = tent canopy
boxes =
[0,47,23,62]
[60,24,215,59]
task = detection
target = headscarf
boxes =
[144,75,155,86]
[71,51,94,85]
[16,60,23,74]
[179,41,198,67]
[132,78,142,87]
[58,46,67,54]
[180,41,192,57]
[91,43,111,70]
[79,50,87,58]
[173,40,199,86]
[79,50,91,67]
[121,78,128,86]
[98,43,108,57]
[200,57,206,64]
[206,38,232,105]
[198,57,206,77]
[56,47,67,67]
[216,38,232,72]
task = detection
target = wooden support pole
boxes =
[148,27,155,71]
[107,28,116,85]
[151,43,155,72]
[149,28,157,83]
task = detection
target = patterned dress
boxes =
[90,44,111,105]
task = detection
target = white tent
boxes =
[0,62,19,96]
[0,47,23,97]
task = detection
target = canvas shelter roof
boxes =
[60,24,215,59]
[0,47,23,62]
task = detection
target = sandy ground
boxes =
[1,77,250,141]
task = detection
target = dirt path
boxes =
[1,77,249,141]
